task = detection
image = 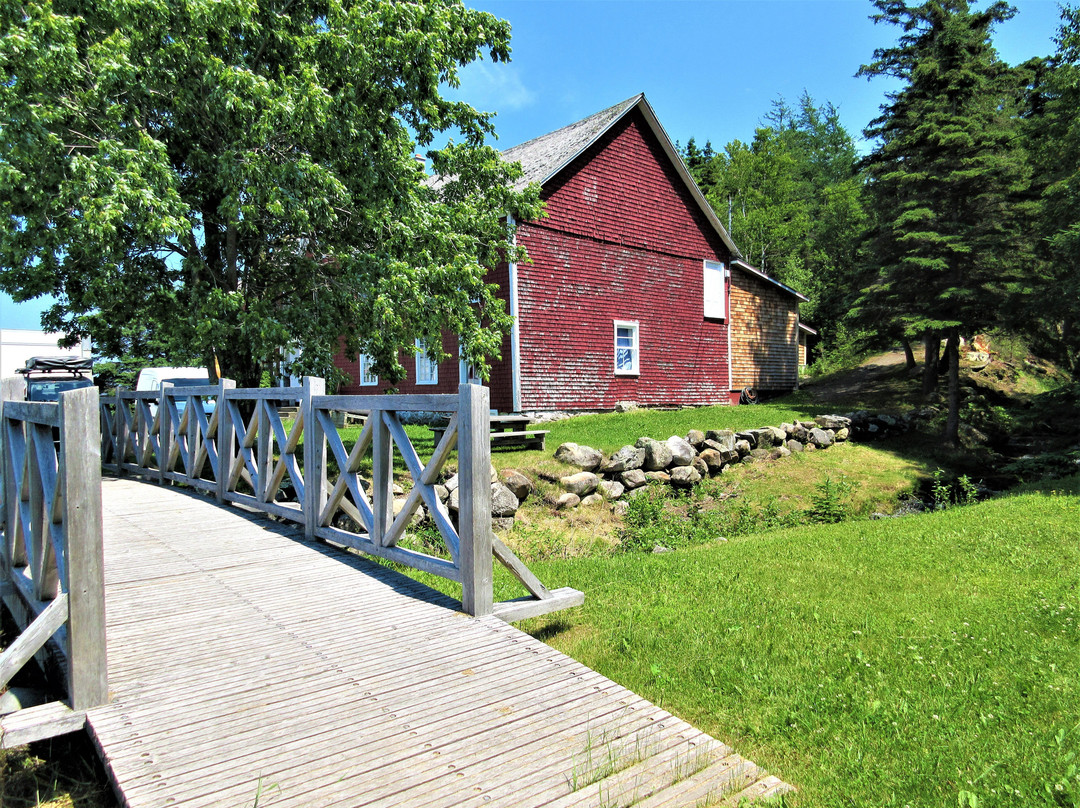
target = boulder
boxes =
[490,483,520,517]
[434,483,450,503]
[769,447,792,460]
[786,439,804,453]
[444,473,459,492]
[614,400,639,413]
[691,456,709,477]
[835,427,850,442]
[665,436,695,467]
[781,422,796,436]
[561,471,599,497]
[499,469,533,501]
[698,448,724,474]
[741,454,760,464]
[734,439,752,457]
[554,442,603,471]
[669,466,702,486]
[601,445,646,474]
[808,428,834,448]
[392,498,426,525]
[804,442,818,452]
[598,479,625,500]
[492,516,515,532]
[735,430,757,449]
[792,425,810,443]
[611,500,630,518]
[448,486,460,512]
[644,470,671,483]
[620,468,648,490]
[581,493,605,507]
[766,426,787,445]
[392,483,405,496]
[556,492,580,510]
[749,448,770,460]
[686,429,706,448]
[636,437,673,471]
[706,429,736,451]
[749,428,776,448]
[814,414,852,431]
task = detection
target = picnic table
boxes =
[431,414,548,451]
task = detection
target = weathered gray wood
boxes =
[458,383,493,617]
[1,376,26,562]
[216,379,236,503]
[313,393,459,413]
[158,382,173,485]
[218,387,303,401]
[301,376,325,541]
[371,409,394,547]
[0,399,60,427]
[492,536,551,600]
[256,397,271,503]
[59,385,108,710]
[491,587,585,623]
[0,700,86,748]
[0,591,68,689]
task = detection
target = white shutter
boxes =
[703,260,726,319]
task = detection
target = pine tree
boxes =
[858,0,1030,445]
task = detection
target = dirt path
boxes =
[800,350,913,408]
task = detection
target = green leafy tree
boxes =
[0,0,542,388]
[858,0,1030,445]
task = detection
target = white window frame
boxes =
[703,259,727,320]
[358,354,379,386]
[613,320,640,376]
[415,339,439,385]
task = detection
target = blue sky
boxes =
[1,0,1066,331]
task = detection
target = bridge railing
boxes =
[1,377,108,743]
[100,379,580,619]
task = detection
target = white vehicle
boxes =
[135,367,213,416]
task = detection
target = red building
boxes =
[335,94,807,413]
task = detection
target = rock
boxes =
[735,430,757,449]
[781,422,796,436]
[598,480,625,500]
[877,414,898,427]
[835,427,849,442]
[670,466,701,486]
[644,470,671,483]
[750,428,776,448]
[652,545,674,554]
[734,439,752,456]
[686,429,706,448]
[804,442,818,452]
[444,473,459,492]
[0,687,49,716]
[492,516,515,532]
[691,456,709,477]
[766,426,787,445]
[601,445,646,473]
[581,493,604,507]
[614,400,639,413]
[815,414,852,430]
[392,483,405,496]
[499,469,533,501]
[611,500,630,518]
[808,428,834,448]
[556,492,580,510]
[620,468,648,489]
[749,448,770,460]
[490,483,520,517]
[561,471,600,497]
[741,454,760,464]
[554,442,603,471]
[706,429,736,451]
[698,448,724,474]
[769,447,792,460]
[490,464,499,484]
[434,483,450,503]
[448,486,460,512]
[624,485,651,499]
[786,439,804,453]
[637,437,673,471]
[792,425,810,443]
[393,498,425,525]
[665,436,695,467]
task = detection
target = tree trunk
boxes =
[901,337,917,370]
[944,329,961,447]
[921,330,940,400]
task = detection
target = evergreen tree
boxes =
[858,0,1030,445]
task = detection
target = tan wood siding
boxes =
[730,271,798,391]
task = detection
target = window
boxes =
[703,260,726,319]
[614,321,639,375]
[358,354,379,386]
[415,339,438,385]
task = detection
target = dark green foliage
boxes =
[857,0,1032,444]
[0,0,542,387]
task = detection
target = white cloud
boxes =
[449,61,536,112]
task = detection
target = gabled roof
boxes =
[500,93,744,261]
[732,260,810,303]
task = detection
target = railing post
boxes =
[371,406,393,548]
[1,376,26,566]
[58,386,107,710]
[115,387,127,474]
[159,382,172,484]
[302,377,325,541]
[458,383,493,616]
[216,379,236,504]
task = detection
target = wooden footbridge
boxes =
[1,379,791,806]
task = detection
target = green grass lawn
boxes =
[505,476,1080,807]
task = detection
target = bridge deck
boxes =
[87,477,790,807]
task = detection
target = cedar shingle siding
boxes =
[730,272,798,391]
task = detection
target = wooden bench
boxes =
[431,414,548,451]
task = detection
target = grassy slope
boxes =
[513,478,1080,807]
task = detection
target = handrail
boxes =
[99,378,574,618]
[1,378,108,717]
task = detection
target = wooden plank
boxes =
[301,376,324,541]
[313,392,459,413]
[492,587,584,623]
[59,385,108,710]
[0,592,68,689]
[0,400,60,428]
[315,526,460,581]
[457,384,492,616]
[0,701,86,748]
[492,536,551,600]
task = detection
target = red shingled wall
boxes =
[514,108,734,411]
